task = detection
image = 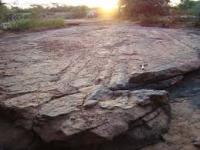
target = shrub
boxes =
[9,19,31,30]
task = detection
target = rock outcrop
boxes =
[0,22,200,150]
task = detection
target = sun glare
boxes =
[99,0,118,11]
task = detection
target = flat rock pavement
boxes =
[0,22,200,150]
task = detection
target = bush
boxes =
[9,19,31,30]
[8,18,65,31]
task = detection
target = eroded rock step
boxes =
[110,60,200,90]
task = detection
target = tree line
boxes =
[0,0,200,27]
[117,0,200,27]
[118,0,200,17]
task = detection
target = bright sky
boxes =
[2,0,183,8]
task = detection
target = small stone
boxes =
[192,137,200,148]
[84,100,98,108]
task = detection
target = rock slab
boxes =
[0,22,200,149]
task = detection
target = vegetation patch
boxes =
[0,1,88,32]
[6,18,65,31]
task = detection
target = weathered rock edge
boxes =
[0,60,200,150]
[109,60,200,90]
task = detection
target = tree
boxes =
[0,0,9,21]
[0,0,6,6]
[30,5,45,18]
[178,0,200,16]
[179,0,196,10]
[119,0,170,17]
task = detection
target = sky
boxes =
[2,0,183,8]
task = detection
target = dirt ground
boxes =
[142,100,200,150]
[142,70,200,150]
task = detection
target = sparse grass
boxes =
[0,30,4,36]
[7,18,65,31]
[138,15,200,28]
[139,16,171,27]
[195,20,200,27]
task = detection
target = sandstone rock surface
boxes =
[0,22,200,150]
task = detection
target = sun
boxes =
[99,0,118,11]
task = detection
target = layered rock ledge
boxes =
[0,22,200,150]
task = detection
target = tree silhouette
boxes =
[119,0,169,17]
